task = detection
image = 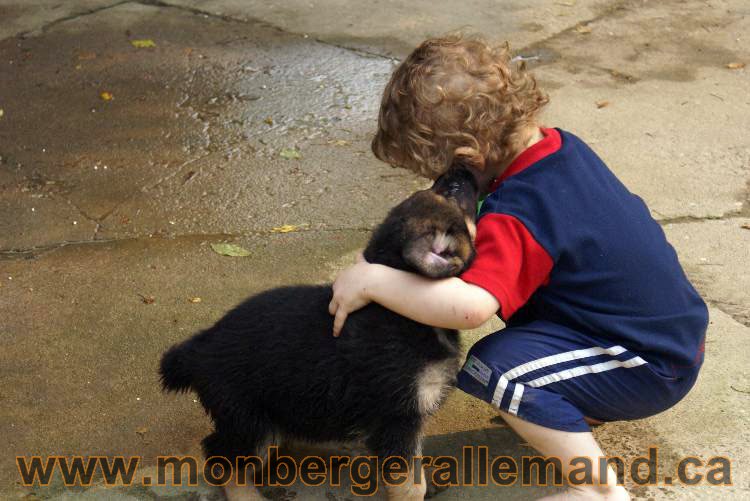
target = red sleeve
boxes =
[460,213,553,320]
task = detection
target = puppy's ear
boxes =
[431,163,480,218]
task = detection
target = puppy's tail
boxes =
[159,343,193,393]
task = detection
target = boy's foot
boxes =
[540,484,630,500]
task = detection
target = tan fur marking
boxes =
[416,358,457,415]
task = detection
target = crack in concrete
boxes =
[7,0,395,65]
[707,300,750,328]
[136,0,398,61]
[0,236,122,260]
[307,38,399,62]
[0,226,374,259]
[514,0,692,68]
[9,204,746,258]
[515,0,634,56]
[657,180,750,224]
[56,194,105,238]
[13,0,133,39]
[3,0,664,64]
[657,211,748,225]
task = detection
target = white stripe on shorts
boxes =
[490,345,645,415]
[502,345,628,381]
[491,375,509,407]
[508,384,524,415]
[525,356,647,388]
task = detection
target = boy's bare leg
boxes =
[499,412,630,500]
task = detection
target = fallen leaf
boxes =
[595,100,610,109]
[210,242,251,257]
[741,223,750,230]
[264,117,274,126]
[0,109,4,119]
[609,69,637,83]
[279,148,301,160]
[726,62,745,70]
[271,224,301,233]
[100,91,113,101]
[188,297,202,303]
[574,25,592,34]
[135,426,148,438]
[328,139,350,146]
[139,294,155,304]
[130,39,156,48]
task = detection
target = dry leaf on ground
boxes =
[279,148,301,160]
[271,224,302,233]
[328,139,350,146]
[210,243,251,257]
[138,294,155,304]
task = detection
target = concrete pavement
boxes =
[1,0,748,499]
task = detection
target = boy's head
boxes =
[372,34,549,179]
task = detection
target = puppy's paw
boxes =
[424,467,451,498]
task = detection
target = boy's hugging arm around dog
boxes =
[330,262,500,336]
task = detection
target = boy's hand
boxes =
[329,254,374,337]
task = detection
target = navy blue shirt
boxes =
[461,128,708,378]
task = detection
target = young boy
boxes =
[328,35,708,500]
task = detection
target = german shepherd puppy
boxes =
[160,164,479,500]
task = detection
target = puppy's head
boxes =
[363,164,479,278]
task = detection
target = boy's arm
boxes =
[329,261,500,336]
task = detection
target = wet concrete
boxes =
[1,0,749,500]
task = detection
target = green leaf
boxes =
[131,39,156,48]
[279,148,301,160]
[210,243,251,257]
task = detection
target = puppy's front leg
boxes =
[224,482,266,501]
[384,468,427,501]
[367,426,427,501]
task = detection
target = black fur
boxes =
[160,164,479,484]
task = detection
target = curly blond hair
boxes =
[372,34,549,178]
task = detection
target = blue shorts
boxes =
[456,320,701,432]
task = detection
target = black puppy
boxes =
[160,165,479,501]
